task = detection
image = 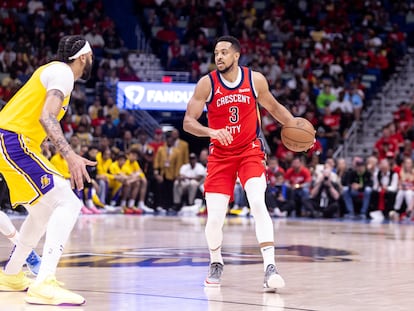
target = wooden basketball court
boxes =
[1,214,413,310]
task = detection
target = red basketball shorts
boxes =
[204,138,266,197]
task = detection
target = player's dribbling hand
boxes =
[66,152,97,190]
[210,128,233,146]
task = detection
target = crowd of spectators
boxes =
[1,1,414,222]
[137,0,412,161]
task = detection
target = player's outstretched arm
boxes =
[40,89,96,190]
[253,71,294,126]
[183,76,233,146]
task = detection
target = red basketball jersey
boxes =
[207,66,260,152]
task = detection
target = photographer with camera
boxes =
[303,165,341,218]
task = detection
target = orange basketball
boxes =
[281,117,315,152]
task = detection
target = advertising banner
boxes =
[116,82,196,111]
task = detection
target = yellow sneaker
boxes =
[0,270,32,291]
[25,276,85,306]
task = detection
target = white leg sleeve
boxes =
[35,177,82,283]
[4,176,82,280]
[205,192,230,263]
[244,174,274,244]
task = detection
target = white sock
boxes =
[128,199,135,208]
[205,193,229,265]
[0,210,18,244]
[86,199,94,208]
[210,245,223,264]
[261,246,276,271]
[120,200,126,207]
[138,201,145,208]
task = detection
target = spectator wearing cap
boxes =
[173,152,206,210]
[342,157,373,219]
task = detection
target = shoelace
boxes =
[266,265,276,277]
[209,263,222,278]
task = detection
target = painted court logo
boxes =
[1,245,355,268]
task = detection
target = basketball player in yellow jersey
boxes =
[0,35,95,306]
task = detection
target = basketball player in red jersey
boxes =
[183,36,294,290]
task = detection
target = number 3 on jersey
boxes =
[229,106,239,123]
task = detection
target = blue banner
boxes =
[117,82,196,111]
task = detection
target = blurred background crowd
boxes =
[1,0,414,222]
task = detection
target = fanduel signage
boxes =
[117,82,196,111]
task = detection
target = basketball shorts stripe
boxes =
[0,129,61,206]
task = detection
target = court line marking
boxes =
[73,288,320,311]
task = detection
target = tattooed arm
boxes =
[39,90,71,156]
[40,89,96,190]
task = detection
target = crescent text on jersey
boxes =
[216,94,251,107]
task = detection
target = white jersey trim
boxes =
[40,62,74,98]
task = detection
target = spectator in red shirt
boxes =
[274,140,294,170]
[148,128,165,155]
[266,156,285,186]
[118,65,140,82]
[393,101,413,132]
[284,156,312,216]
[167,39,183,70]
[306,139,323,163]
[388,121,404,150]
[374,125,399,160]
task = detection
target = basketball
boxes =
[281,117,315,152]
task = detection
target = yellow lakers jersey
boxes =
[123,159,145,178]
[0,61,70,149]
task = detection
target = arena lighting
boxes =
[117,81,196,111]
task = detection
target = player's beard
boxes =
[81,58,92,80]
[218,60,235,74]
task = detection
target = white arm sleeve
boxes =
[40,63,74,97]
